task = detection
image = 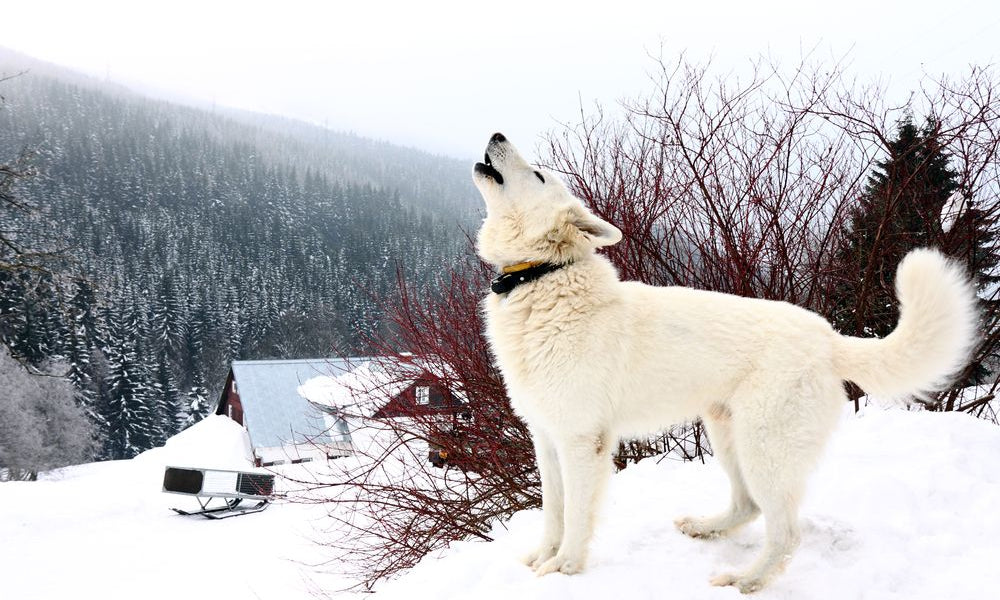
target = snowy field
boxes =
[2,408,998,600]
[0,417,350,600]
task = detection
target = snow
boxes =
[141,413,256,471]
[297,359,468,416]
[298,371,371,411]
[0,415,350,600]
[297,363,409,415]
[374,408,1000,600]
[940,191,966,234]
[1,408,998,600]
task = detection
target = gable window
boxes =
[416,386,430,406]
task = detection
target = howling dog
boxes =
[472,132,977,593]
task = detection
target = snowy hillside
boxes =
[2,408,998,600]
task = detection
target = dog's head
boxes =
[473,133,621,267]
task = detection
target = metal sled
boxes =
[162,466,275,519]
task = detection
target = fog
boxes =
[2,0,997,159]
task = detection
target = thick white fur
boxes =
[473,135,978,593]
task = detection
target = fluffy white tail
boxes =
[832,248,979,400]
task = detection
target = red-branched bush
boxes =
[290,262,539,589]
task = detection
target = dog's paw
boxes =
[534,553,586,577]
[711,572,765,594]
[521,545,558,570]
[675,516,723,539]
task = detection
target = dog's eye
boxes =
[534,171,545,184]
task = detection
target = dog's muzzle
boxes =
[474,151,503,184]
[474,133,508,184]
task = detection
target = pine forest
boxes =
[0,52,480,464]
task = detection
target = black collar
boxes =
[491,262,568,295]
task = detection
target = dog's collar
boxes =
[491,261,569,295]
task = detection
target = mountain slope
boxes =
[0,48,481,461]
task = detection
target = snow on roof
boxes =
[231,357,376,451]
[296,358,419,416]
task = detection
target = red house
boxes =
[215,356,468,468]
[370,375,466,419]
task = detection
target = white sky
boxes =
[2,0,998,159]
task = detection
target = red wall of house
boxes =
[372,379,460,419]
[215,371,245,425]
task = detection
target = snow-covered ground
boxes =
[2,408,998,600]
[378,408,1000,600]
[0,416,349,600]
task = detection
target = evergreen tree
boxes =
[940,198,1000,392]
[832,116,957,336]
[68,280,102,347]
[101,302,156,459]
[147,274,186,443]
[178,288,208,393]
[64,280,103,430]
[148,273,185,355]
[0,271,65,365]
[176,289,212,431]
[150,347,183,444]
[831,114,999,398]
[0,271,27,356]
[182,369,211,430]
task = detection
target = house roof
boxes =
[230,358,374,451]
[296,357,421,415]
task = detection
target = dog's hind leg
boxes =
[676,407,759,538]
[711,375,842,594]
[523,429,564,570]
[710,436,805,594]
[534,430,614,576]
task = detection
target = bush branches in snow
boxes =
[290,264,539,588]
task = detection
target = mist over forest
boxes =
[0,48,480,464]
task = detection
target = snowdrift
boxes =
[139,413,257,471]
[0,408,997,600]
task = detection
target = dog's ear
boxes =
[546,203,622,257]
[568,204,622,248]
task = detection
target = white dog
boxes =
[472,133,978,593]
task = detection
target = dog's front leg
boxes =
[535,431,613,576]
[523,429,564,570]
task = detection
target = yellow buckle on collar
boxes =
[502,261,544,275]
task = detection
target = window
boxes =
[416,386,430,406]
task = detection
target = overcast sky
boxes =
[2,0,998,160]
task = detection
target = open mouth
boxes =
[474,151,504,184]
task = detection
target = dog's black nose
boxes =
[490,132,506,144]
